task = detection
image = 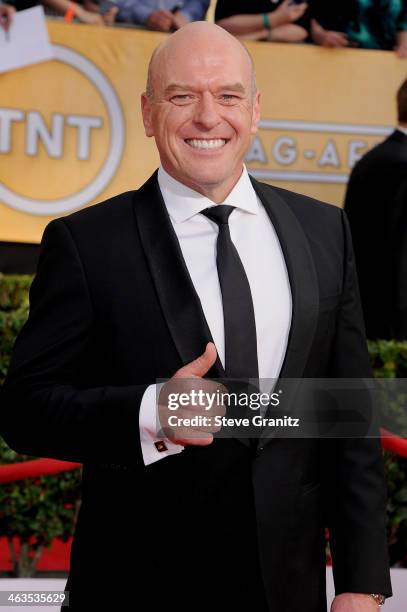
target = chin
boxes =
[190,173,226,187]
[184,166,227,183]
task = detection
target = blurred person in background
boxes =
[0,1,15,30]
[114,0,209,31]
[47,0,117,23]
[309,0,407,56]
[215,0,309,43]
[3,0,117,24]
[344,78,407,339]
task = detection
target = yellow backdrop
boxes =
[1,21,406,244]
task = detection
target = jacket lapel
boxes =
[250,178,319,449]
[133,172,254,446]
[133,170,225,379]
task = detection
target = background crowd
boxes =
[1,0,407,56]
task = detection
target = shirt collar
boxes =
[397,125,407,136]
[157,165,259,224]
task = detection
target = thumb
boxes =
[174,342,218,378]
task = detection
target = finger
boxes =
[324,35,346,47]
[332,36,348,47]
[169,414,225,438]
[295,6,307,16]
[178,422,222,434]
[156,19,171,31]
[174,342,217,379]
[171,433,214,446]
[334,33,348,44]
[332,31,348,40]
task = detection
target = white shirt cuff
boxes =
[139,383,184,466]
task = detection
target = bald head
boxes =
[141,20,261,203]
[145,21,257,100]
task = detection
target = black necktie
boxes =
[201,205,259,380]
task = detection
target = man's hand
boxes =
[310,19,348,47]
[74,5,104,25]
[158,342,227,446]
[0,4,15,32]
[273,0,308,27]
[171,10,189,30]
[331,593,379,611]
[319,30,349,48]
[102,6,118,25]
[395,30,407,57]
[146,9,174,32]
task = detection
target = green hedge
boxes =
[369,340,407,378]
[0,275,406,572]
[0,274,81,576]
[0,275,31,385]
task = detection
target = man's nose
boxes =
[193,92,221,130]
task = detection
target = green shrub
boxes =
[0,274,31,386]
[0,274,81,576]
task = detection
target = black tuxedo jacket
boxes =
[345,129,407,340]
[0,172,391,611]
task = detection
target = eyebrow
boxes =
[164,82,247,95]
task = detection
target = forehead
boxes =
[154,42,252,92]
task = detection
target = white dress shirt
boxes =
[139,165,292,465]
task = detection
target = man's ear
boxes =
[141,93,154,137]
[250,91,261,135]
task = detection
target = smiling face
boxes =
[141,22,260,202]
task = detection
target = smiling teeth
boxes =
[186,139,226,149]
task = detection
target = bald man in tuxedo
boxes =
[1,22,391,611]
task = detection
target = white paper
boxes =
[0,6,54,74]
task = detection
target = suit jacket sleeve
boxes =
[0,219,148,467]
[327,210,392,597]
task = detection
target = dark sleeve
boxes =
[307,0,327,24]
[6,0,38,10]
[343,164,360,213]
[308,0,353,31]
[215,0,270,21]
[396,0,407,31]
[343,164,366,260]
[390,179,407,337]
[0,219,147,468]
[180,0,210,21]
[326,211,392,597]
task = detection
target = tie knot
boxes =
[201,205,235,226]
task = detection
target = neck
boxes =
[162,165,244,204]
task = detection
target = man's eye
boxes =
[171,94,193,103]
[220,94,239,103]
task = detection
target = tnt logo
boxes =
[0,45,124,216]
[0,110,102,159]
